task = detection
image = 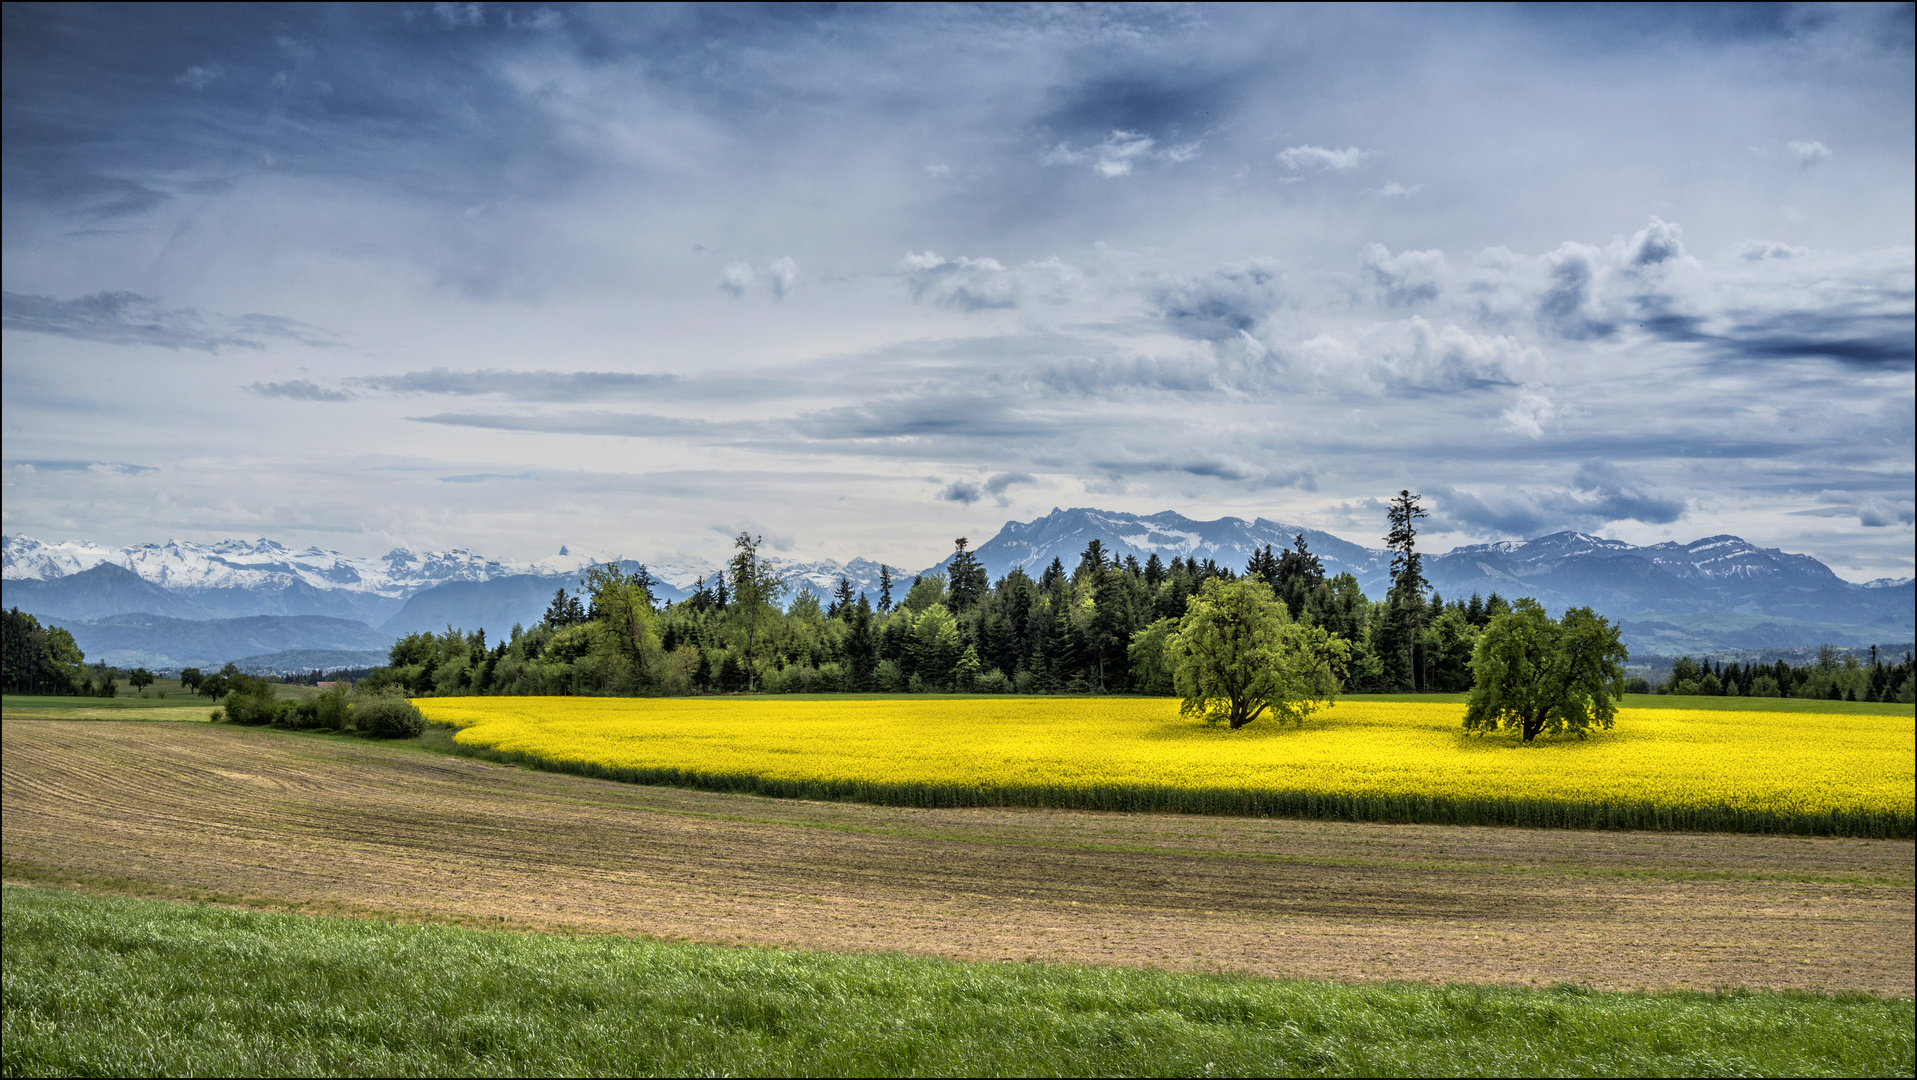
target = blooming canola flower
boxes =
[418,697,1914,823]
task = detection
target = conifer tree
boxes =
[948,538,987,611]
[1381,489,1429,691]
[1144,552,1166,587]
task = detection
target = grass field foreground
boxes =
[4,886,1910,1078]
[423,695,1916,837]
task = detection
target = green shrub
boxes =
[280,686,351,730]
[221,688,289,726]
[353,693,426,739]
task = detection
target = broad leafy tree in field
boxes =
[1167,577,1349,729]
[1463,599,1628,742]
[128,668,155,692]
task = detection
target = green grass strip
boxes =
[5,886,1909,1078]
[433,735,1915,840]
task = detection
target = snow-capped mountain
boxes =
[3,535,507,597]
[1423,531,1912,653]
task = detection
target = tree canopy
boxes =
[1166,577,1349,730]
[1463,599,1628,742]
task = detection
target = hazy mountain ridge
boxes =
[1425,531,1911,629]
[45,612,392,671]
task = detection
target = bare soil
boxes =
[4,718,1911,995]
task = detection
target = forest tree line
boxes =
[366,494,1612,701]
[1652,648,1915,704]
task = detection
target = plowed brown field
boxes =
[4,718,1911,994]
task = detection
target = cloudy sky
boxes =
[3,3,1912,578]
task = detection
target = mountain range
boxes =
[4,509,1910,670]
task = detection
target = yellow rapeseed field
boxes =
[419,697,1914,833]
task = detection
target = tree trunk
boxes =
[1522,712,1542,742]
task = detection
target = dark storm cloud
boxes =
[2,291,338,352]
[1692,311,1913,367]
[1430,462,1687,538]
[937,471,1038,506]
[1036,58,1241,143]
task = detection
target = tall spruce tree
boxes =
[1381,489,1430,690]
[1273,534,1326,621]
[1144,551,1166,587]
[1245,544,1280,588]
[948,537,987,611]
[845,595,876,690]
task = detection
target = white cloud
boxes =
[718,258,798,299]
[1726,240,1807,262]
[1277,144,1373,172]
[899,252,1080,311]
[1360,243,1445,305]
[1371,181,1422,197]
[1042,130,1198,178]
[1501,384,1560,438]
[718,262,754,297]
[764,256,797,298]
[1787,140,1832,165]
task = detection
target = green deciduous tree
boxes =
[1,608,86,695]
[726,533,787,692]
[902,572,946,613]
[1166,577,1349,729]
[1463,599,1629,742]
[582,563,660,664]
[1126,616,1179,696]
[1419,607,1480,693]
